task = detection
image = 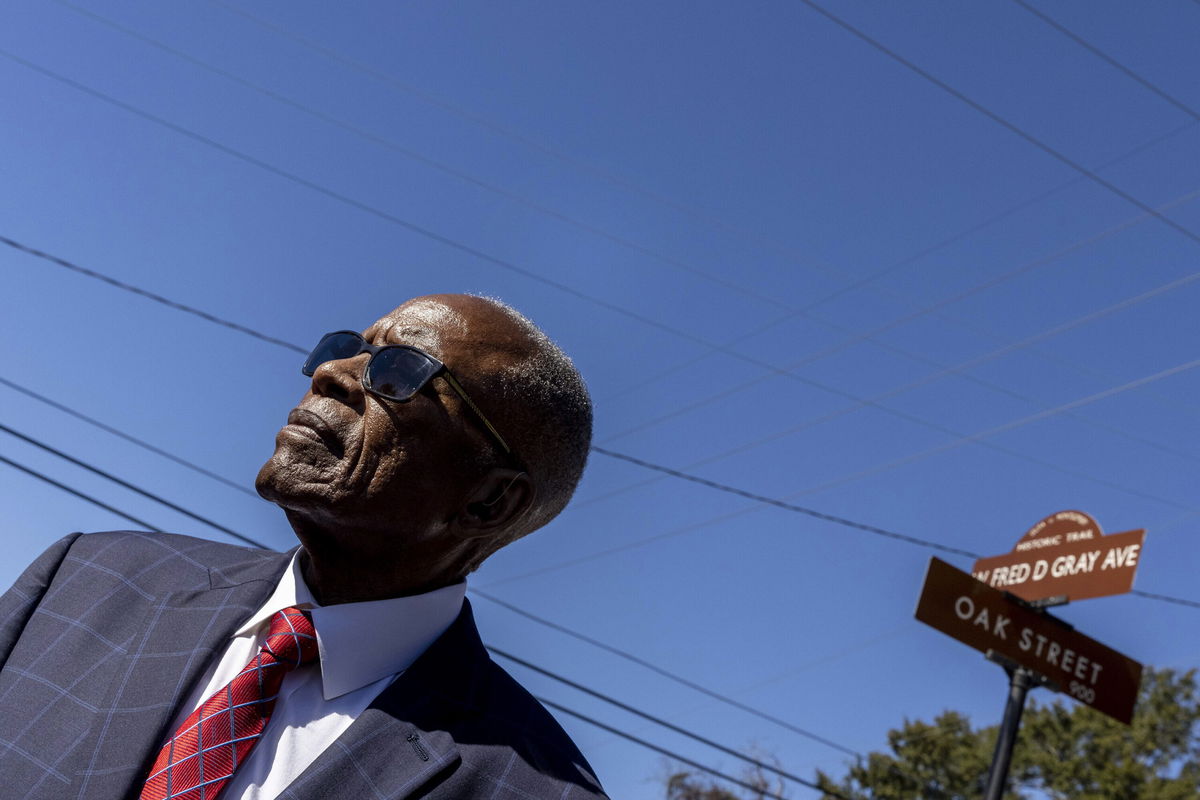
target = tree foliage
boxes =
[666,668,1200,800]
[665,762,785,800]
[814,667,1200,800]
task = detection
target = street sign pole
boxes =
[982,652,1051,800]
[916,511,1148,798]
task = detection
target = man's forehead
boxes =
[364,298,469,350]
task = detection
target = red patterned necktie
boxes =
[140,607,319,800]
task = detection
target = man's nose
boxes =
[310,354,369,406]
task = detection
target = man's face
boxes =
[256,295,514,541]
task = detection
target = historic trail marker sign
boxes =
[970,510,1145,604]
[915,511,1146,800]
[915,556,1143,724]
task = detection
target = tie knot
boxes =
[262,606,319,669]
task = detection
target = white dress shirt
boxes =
[163,552,466,800]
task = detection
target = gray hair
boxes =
[474,297,593,540]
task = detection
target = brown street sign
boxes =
[915,557,1142,724]
[971,510,1145,603]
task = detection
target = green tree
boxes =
[666,668,1200,800]
[665,763,785,800]
[814,667,1200,800]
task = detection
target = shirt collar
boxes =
[236,550,466,701]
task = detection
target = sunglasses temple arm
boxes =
[442,372,513,457]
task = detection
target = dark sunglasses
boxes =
[302,330,514,459]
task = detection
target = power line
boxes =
[0,447,844,798]
[90,0,1200,446]
[22,9,1196,477]
[0,375,259,498]
[774,355,1200,510]
[11,361,896,767]
[494,638,939,797]
[599,118,1199,409]
[584,262,1200,509]
[0,49,786,357]
[603,379,1200,528]
[583,311,1200,514]
[6,404,1199,789]
[0,421,271,550]
[3,243,1196,607]
[601,187,1200,442]
[0,452,160,531]
[0,235,305,355]
[63,0,1200,438]
[12,221,1193,523]
[204,0,866,293]
[1009,0,1200,122]
[15,9,1200,454]
[489,644,842,793]
[1132,589,1200,610]
[3,236,1197,606]
[797,0,1200,251]
[51,0,791,314]
[590,448,976,559]
[477,588,875,757]
[534,695,816,800]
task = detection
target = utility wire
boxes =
[11,5,1200,455]
[5,443,1177,797]
[584,314,1200,514]
[534,695,819,800]
[205,0,861,292]
[3,380,882,763]
[15,31,1195,478]
[57,0,1200,430]
[489,645,841,792]
[0,49,776,357]
[0,375,259,498]
[478,588,877,756]
[590,448,981,559]
[0,447,842,798]
[1009,0,1200,122]
[1132,589,1200,610]
[771,355,1200,509]
[51,0,789,314]
[797,0,1200,251]
[0,452,160,531]
[601,186,1200,442]
[601,117,1199,409]
[0,421,271,550]
[495,640,937,797]
[0,235,304,355]
[100,0,1200,440]
[9,225,1194,519]
[208,0,1200,368]
[585,264,1200,509]
[4,238,1197,605]
[6,413,1199,788]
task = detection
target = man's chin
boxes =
[255,453,336,511]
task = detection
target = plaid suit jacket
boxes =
[0,531,607,800]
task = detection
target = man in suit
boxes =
[0,294,606,799]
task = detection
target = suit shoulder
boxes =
[66,530,284,589]
[467,657,608,797]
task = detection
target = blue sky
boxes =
[2,1,1199,797]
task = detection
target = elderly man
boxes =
[0,294,606,799]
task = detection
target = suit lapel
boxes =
[89,548,292,800]
[279,601,492,800]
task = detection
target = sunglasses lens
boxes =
[367,347,438,401]
[302,333,364,376]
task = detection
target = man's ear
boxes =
[456,468,534,537]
